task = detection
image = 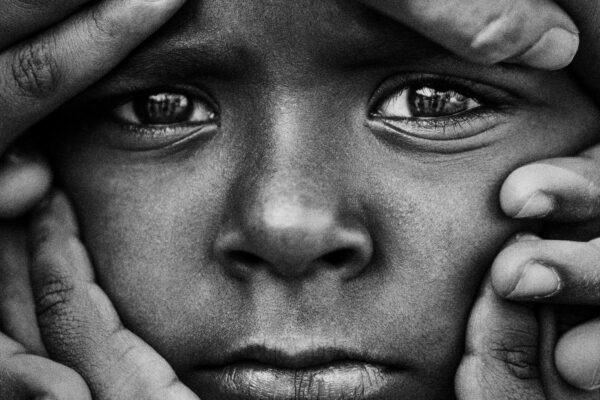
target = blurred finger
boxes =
[0,149,51,219]
[0,331,90,400]
[0,0,186,149]
[29,191,198,400]
[455,276,544,399]
[500,157,600,222]
[358,0,578,70]
[491,235,600,304]
[0,0,90,49]
[538,307,595,398]
[554,317,600,391]
[0,222,45,355]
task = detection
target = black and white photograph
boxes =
[0,1,598,399]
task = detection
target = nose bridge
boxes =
[215,89,372,280]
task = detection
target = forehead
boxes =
[143,0,440,73]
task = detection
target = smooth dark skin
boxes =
[35,0,600,398]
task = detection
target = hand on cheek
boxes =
[494,154,600,391]
[27,191,199,400]
[456,274,596,400]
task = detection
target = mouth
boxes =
[189,342,405,400]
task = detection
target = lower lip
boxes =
[193,362,398,400]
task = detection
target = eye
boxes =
[375,86,481,119]
[113,92,217,126]
[369,76,511,143]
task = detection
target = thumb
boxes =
[455,275,544,399]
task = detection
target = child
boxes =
[2,0,600,399]
[31,0,599,399]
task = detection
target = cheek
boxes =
[361,163,520,377]
[51,154,244,367]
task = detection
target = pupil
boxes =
[409,87,469,117]
[135,93,192,124]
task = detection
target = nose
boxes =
[215,182,373,281]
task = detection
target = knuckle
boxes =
[10,39,61,99]
[34,277,75,320]
[88,8,126,42]
[489,337,539,379]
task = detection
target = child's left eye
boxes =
[375,87,481,119]
[368,75,512,143]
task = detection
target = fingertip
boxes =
[512,28,579,70]
[555,321,600,390]
[466,2,578,70]
[500,165,560,219]
[0,157,52,219]
[490,251,522,298]
[491,237,541,298]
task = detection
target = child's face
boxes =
[46,1,600,398]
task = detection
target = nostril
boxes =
[320,248,357,267]
[226,250,264,266]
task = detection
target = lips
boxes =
[187,342,405,400]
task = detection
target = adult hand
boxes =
[358,0,579,70]
[0,0,187,397]
[456,268,596,400]
[492,1,600,392]
[0,0,187,217]
[24,191,198,400]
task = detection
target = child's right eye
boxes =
[113,92,218,126]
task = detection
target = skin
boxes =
[30,0,600,398]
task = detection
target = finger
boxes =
[554,317,600,391]
[0,0,90,49]
[491,235,600,304]
[0,331,91,400]
[500,156,600,222]
[553,0,600,103]
[29,191,199,400]
[455,275,544,399]
[358,0,579,70]
[0,222,45,355]
[0,0,186,149]
[0,149,51,219]
[538,307,596,399]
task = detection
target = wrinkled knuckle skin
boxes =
[89,8,125,42]
[491,342,539,380]
[34,277,75,321]
[10,39,61,99]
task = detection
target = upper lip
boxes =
[204,339,399,370]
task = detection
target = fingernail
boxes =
[506,261,562,299]
[516,28,579,70]
[514,191,556,219]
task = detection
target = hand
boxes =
[358,0,579,70]
[490,1,600,391]
[25,191,198,399]
[0,0,187,397]
[0,0,187,217]
[492,157,600,393]
[455,269,595,400]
